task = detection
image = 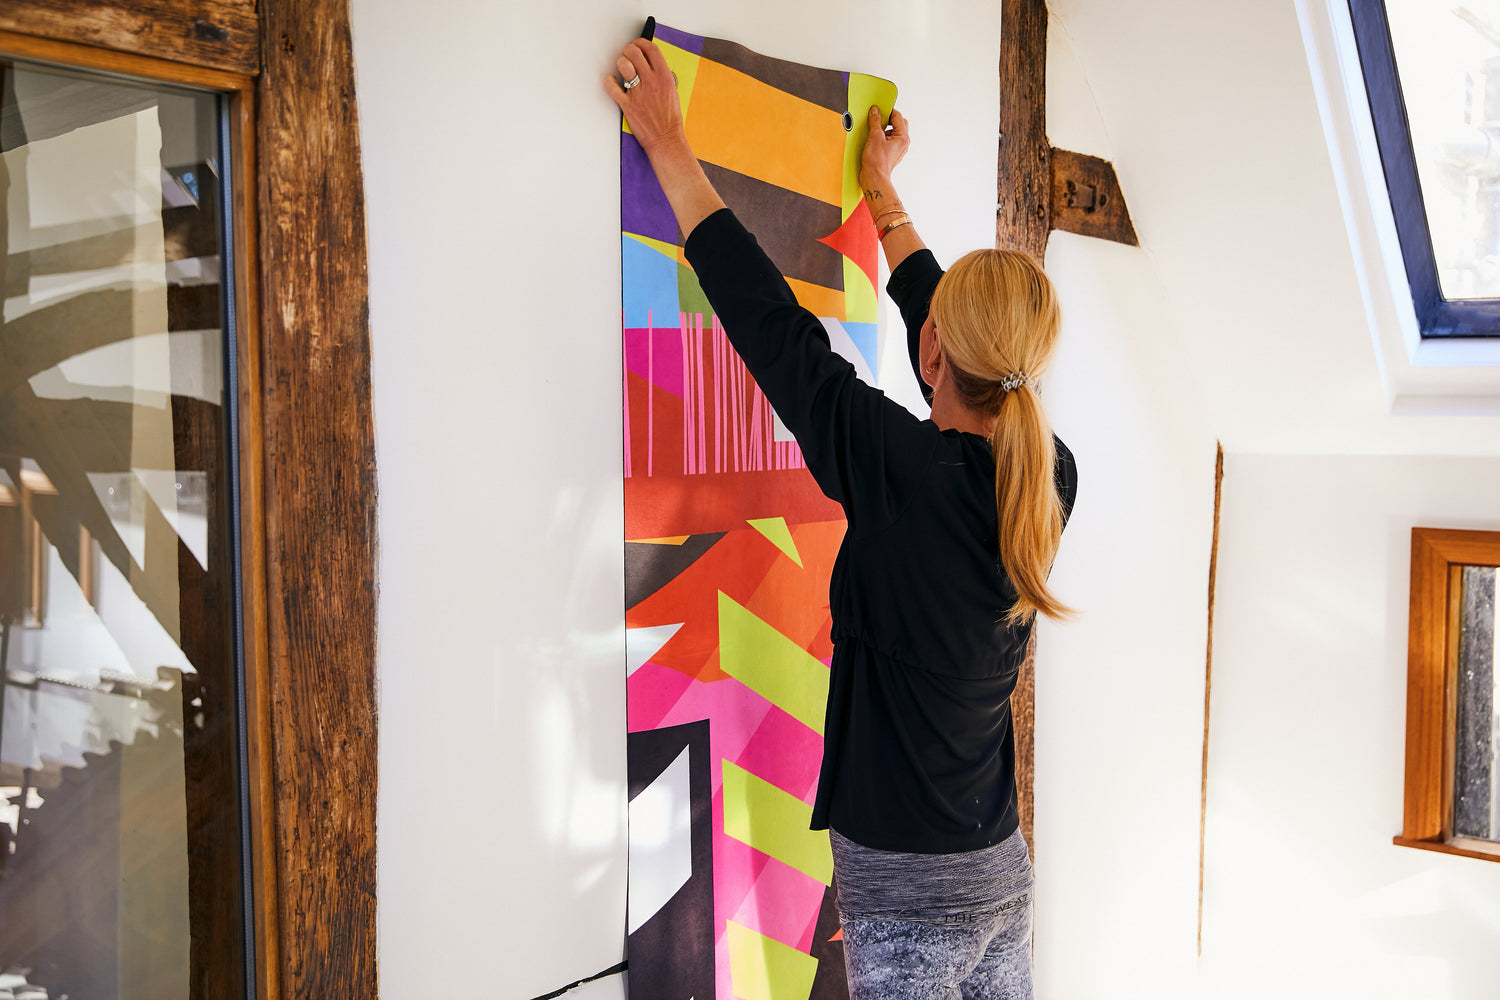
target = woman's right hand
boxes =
[604,39,686,155]
[858,106,910,196]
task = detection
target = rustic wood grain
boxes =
[997,0,1051,262]
[997,0,1050,855]
[256,0,378,993]
[0,0,258,76]
[1050,148,1139,247]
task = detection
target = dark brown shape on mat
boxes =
[701,36,850,115]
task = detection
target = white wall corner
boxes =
[1296,0,1500,415]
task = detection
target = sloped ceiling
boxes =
[1048,0,1500,455]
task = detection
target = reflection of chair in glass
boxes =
[0,668,193,998]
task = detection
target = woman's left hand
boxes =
[604,39,685,155]
[858,106,910,193]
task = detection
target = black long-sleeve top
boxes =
[683,209,1077,854]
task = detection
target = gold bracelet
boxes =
[878,216,912,240]
[873,206,907,220]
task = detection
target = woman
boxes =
[607,38,1077,1000]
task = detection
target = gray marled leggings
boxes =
[830,828,1034,1000]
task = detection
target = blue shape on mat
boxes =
[623,236,680,330]
[842,321,879,377]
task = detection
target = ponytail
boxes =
[932,249,1073,625]
[990,385,1070,625]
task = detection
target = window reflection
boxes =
[1455,565,1499,841]
[0,59,246,998]
[1387,0,1500,299]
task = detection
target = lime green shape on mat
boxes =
[678,261,713,321]
[623,40,701,137]
[842,74,899,218]
[843,253,879,326]
[625,232,681,261]
[722,760,833,884]
[727,919,820,1000]
[746,516,803,567]
[718,592,827,734]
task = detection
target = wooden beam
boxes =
[997,0,1139,863]
[256,0,378,993]
[1051,148,1139,246]
[997,0,1051,262]
[0,0,259,77]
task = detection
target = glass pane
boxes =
[1386,0,1500,300]
[0,59,247,998]
[1454,565,1499,841]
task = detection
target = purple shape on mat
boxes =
[623,132,679,245]
[652,22,704,54]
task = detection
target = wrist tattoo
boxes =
[862,188,884,202]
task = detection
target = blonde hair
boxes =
[930,248,1073,626]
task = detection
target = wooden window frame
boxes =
[0,1,378,996]
[1396,527,1500,863]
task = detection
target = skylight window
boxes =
[1386,1,1500,300]
[1351,0,1500,337]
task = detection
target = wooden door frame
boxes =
[0,1,378,996]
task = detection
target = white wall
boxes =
[350,1,1005,995]
[351,0,1500,997]
[1028,23,1220,998]
[1202,454,1500,999]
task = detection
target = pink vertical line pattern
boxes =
[753,389,765,472]
[746,366,756,472]
[684,316,693,479]
[622,311,632,479]
[748,388,761,473]
[722,318,732,472]
[696,314,707,476]
[763,397,772,471]
[721,319,731,472]
[647,308,654,478]
[734,344,747,473]
[713,317,724,474]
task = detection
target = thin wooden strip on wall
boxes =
[997,0,1050,261]
[256,0,378,994]
[0,0,258,77]
[1050,148,1139,247]
[1197,443,1224,956]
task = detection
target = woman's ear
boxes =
[924,331,943,376]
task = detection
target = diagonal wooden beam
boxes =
[1051,148,1138,246]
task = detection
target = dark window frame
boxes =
[1349,0,1500,339]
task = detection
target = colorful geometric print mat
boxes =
[621,21,895,1000]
